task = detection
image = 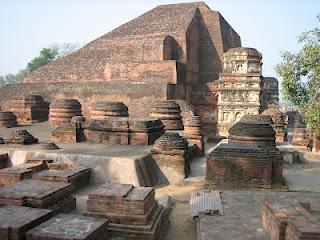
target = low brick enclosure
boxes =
[0,206,55,240]
[5,95,49,124]
[27,214,109,240]
[0,111,18,128]
[261,197,320,240]
[86,182,169,240]
[0,179,76,213]
[52,117,165,145]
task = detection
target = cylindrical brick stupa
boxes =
[184,115,204,157]
[228,115,276,147]
[90,102,128,120]
[0,112,18,128]
[150,100,183,130]
[49,99,82,126]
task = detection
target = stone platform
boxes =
[27,214,109,240]
[0,206,54,240]
[0,179,75,213]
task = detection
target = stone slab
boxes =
[26,214,109,240]
[0,206,54,240]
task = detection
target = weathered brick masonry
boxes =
[0,2,241,135]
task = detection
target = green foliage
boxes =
[276,15,320,129]
[26,47,58,72]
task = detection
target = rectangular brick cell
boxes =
[0,179,75,213]
[35,166,91,192]
[0,206,54,240]
[26,214,109,240]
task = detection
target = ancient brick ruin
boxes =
[206,115,283,188]
[0,111,18,128]
[151,132,192,184]
[0,2,247,135]
[5,95,49,124]
[150,100,184,130]
[86,182,168,239]
[27,214,109,240]
[90,102,129,120]
[0,206,55,240]
[261,197,320,240]
[184,115,204,156]
[49,99,82,126]
[4,129,38,144]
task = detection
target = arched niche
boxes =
[163,35,184,61]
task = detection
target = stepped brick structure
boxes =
[0,111,18,128]
[0,179,76,213]
[184,115,204,156]
[291,115,310,146]
[0,2,243,135]
[261,197,320,240]
[150,100,184,130]
[27,214,109,240]
[51,122,81,143]
[0,206,54,240]
[151,132,191,184]
[5,95,49,124]
[4,129,38,145]
[49,99,82,125]
[86,182,168,239]
[90,102,129,120]
[206,115,283,188]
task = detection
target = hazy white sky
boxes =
[0,0,319,83]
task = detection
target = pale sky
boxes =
[0,0,319,86]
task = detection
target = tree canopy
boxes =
[276,15,320,129]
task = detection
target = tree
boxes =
[26,47,58,72]
[276,15,320,129]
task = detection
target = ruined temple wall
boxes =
[0,81,169,119]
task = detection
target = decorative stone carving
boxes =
[90,101,129,120]
[151,132,190,184]
[217,48,264,137]
[184,115,204,157]
[49,99,82,126]
[150,100,184,130]
[0,111,18,128]
[4,130,38,145]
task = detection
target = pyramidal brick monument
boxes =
[0,2,278,135]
